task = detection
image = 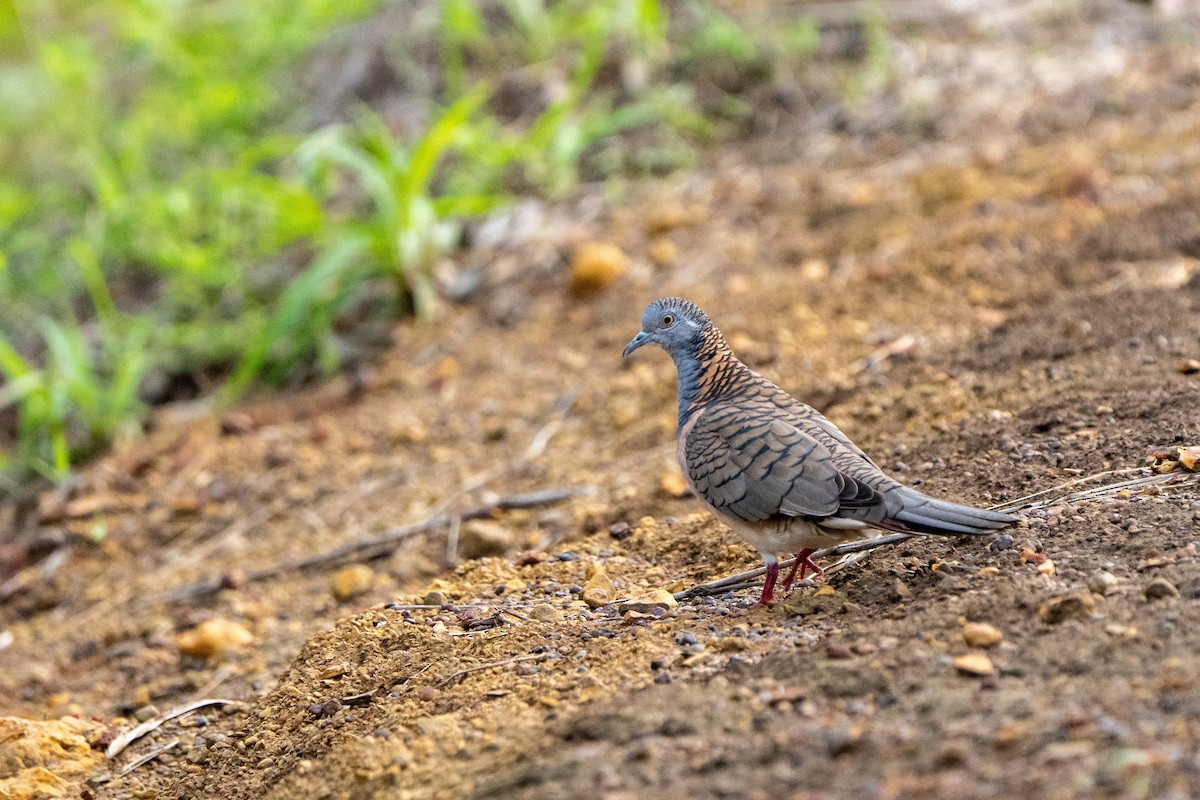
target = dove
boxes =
[623,297,1016,605]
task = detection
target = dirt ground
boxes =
[3,2,1200,799]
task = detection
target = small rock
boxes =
[1088,571,1119,596]
[176,619,253,659]
[330,565,375,602]
[1038,592,1097,625]
[618,589,678,615]
[645,203,694,234]
[528,604,562,623]
[417,686,442,702]
[1105,622,1138,638]
[800,259,830,282]
[851,642,877,656]
[0,716,107,800]
[962,622,1003,649]
[826,644,853,660]
[989,534,1015,552]
[1145,577,1180,600]
[318,663,349,680]
[648,237,678,266]
[219,412,255,436]
[1037,558,1055,576]
[581,588,611,609]
[658,471,689,498]
[132,705,160,723]
[623,609,659,625]
[953,652,994,676]
[569,241,627,295]
[459,521,513,559]
[1019,547,1048,566]
[993,721,1026,748]
[581,564,615,609]
[608,522,633,540]
[423,590,448,606]
[1179,358,1200,375]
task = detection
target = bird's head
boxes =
[622,297,710,359]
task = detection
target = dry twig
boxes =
[115,738,180,777]
[155,486,590,603]
[106,698,237,758]
[436,652,554,687]
[674,534,912,601]
[674,466,1200,601]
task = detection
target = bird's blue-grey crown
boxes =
[622,297,711,359]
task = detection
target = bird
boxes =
[622,297,1017,606]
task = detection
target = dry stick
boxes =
[674,468,1200,601]
[989,467,1145,511]
[426,391,576,524]
[444,515,461,568]
[436,653,553,687]
[115,738,180,777]
[106,698,237,759]
[154,486,590,603]
[674,534,912,601]
[0,544,71,601]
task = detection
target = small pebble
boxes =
[1039,592,1096,624]
[176,618,253,659]
[989,534,1015,552]
[330,565,375,602]
[1145,577,1180,600]
[569,241,628,295]
[953,652,995,676]
[962,622,1003,649]
[133,705,160,723]
[826,644,853,660]
[1088,571,1119,596]
[528,604,562,623]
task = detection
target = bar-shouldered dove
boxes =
[623,297,1016,605]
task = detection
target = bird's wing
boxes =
[768,392,880,469]
[683,399,1016,535]
[682,401,887,525]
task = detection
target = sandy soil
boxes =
[2,2,1200,799]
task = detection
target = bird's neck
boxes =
[673,326,745,426]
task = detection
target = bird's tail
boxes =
[882,487,1016,536]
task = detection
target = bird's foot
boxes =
[781,548,823,592]
[757,561,780,606]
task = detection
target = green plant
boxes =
[843,0,893,103]
[224,88,499,398]
[0,0,798,487]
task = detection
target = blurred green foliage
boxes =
[0,0,831,488]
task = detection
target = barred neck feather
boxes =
[673,324,748,426]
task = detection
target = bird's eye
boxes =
[661,314,674,327]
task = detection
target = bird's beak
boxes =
[622,331,651,358]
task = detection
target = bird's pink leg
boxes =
[781,548,822,592]
[759,561,780,606]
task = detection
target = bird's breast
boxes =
[676,406,706,498]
